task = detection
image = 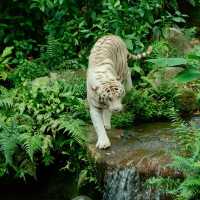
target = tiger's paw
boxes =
[96,136,111,149]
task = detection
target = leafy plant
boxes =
[124,85,178,122]
[10,59,48,85]
[0,74,90,179]
[0,46,13,80]
[147,45,200,83]
[147,117,200,200]
[112,111,135,128]
[0,0,199,195]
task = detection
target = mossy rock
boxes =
[177,88,197,116]
[147,67,184,87]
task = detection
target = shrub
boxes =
[0,75,90,179]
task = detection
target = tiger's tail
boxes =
[127,45,152,60]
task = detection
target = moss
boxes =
[176,88,197,116]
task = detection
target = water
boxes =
[102,116,200,200]
[103,168,161,200]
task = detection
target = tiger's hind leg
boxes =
[125,68,133,91]
[103,109,112,130]
[89,106,111,149]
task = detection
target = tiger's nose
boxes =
[112,106,123,112]
[112,108,121,112]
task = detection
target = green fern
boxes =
[58,116,86,145]
[0,88,15,110]
[178,176,200,199]
[0,121,20,166]
[171,155,199,175]
[46,114,86,145]
[46,34,58,58]
[148,116,200,199]
[19,133,43,162]
[0,72,89,178]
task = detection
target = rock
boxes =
[177,88,197,116]
[164,27,200,55]
[87,123,183,199]
[191,115,200,128]
[87,122,181,178]
[164,27,196,55]
[147,68,198,117]
[72,195,92,200]
[147,67,184,86]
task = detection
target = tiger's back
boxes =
[88,35,129,82]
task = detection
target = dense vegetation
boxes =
[1,0,200,199]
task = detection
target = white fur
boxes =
[90,107,111,149]
[103,109,112,130]
[87,35,135,149]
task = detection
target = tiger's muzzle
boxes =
[108,99,123,113]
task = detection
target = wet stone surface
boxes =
[87,122,181,177]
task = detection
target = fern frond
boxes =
[47,115,86,145]
[0,97,13,110]
[19,133,42,162]
[171,155,196,175]
[47,34,59,58]
[0,89,15,110]
[178,176,200,199]
[59,116,86,145]
[0,121,20,166]
[16,159,37,180]
[181,177,200,188]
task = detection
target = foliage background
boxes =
[0,0,200,199]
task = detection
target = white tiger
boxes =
[87,35,152,149]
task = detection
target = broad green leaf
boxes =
[147,58,187,67]
[1,46,14,58]
[172,17,186,23]
[0,72,7,80]
[114,0,120,8]
[132,64,141,73]
[187,54,200,60]
[59,0,64,5]
[125,39,133,51]
[174,68,200,83]
[2,57,11,64]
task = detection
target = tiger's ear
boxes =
[91,85,98,91]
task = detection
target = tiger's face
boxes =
[95,81,125,112]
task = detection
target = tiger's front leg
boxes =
[103,109,112,130]
[89,105,111,149]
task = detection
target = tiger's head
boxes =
[92,80,125,112]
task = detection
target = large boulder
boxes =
[147,66,184,86]
[164,27,200,55]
